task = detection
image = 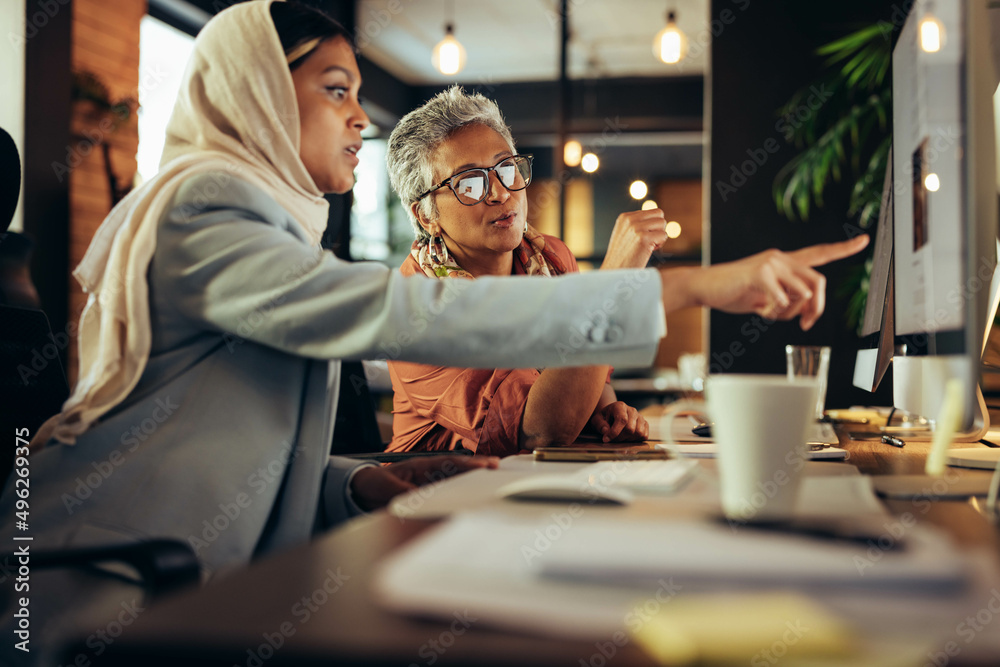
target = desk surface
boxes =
[79,427,1000,667]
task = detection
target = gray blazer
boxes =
[0,173,663,664]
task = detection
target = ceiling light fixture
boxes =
[433,23,466,76]
[653,10,688,65]
[581,153,599,173]
[564,140,582,168]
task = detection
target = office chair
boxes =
[1,126,17,233]
[332,360,387,455]
[0,125,201,600]
[0,126,69,483]
[0,540,201,605]
[332,360,474,463]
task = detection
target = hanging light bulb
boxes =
[581,153,599,173]
[653,10,688,65]
[919,13,945,53]
[564,139,582,167]
[433,23,466,76]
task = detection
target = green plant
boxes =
[72,71,136,130]
[772,25,892,330]
[70,71,138,207]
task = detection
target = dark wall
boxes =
[23,0,73,357]
[708,0,896,408]
[415,77,703,136]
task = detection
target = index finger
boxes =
[788,235,869,267]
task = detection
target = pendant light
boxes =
[653,10,688,65]
[433,2,466,76]
[563,139,582,167]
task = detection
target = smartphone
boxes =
[533,446,671,462]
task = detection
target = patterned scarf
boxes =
[410,224,568,279]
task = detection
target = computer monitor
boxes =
[853,0,1000,449]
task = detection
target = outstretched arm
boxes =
[662,236,870,330]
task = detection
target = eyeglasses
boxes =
[416,154,533,206]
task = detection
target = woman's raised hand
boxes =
[600,208,670,271]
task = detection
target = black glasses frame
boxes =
[415,154,533,206]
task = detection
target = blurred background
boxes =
[2,0,903,409]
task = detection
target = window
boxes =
[350,135,413,265]
[137,15,195,184]
[137,14,412,266]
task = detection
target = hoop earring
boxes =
[429,233,450,265]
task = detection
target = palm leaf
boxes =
[772,26,891,228]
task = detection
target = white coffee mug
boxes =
[660,374,819,522]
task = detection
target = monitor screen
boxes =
[854,0,999,434]
[892,1,994,348]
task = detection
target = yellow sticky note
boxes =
[630,592,854,666]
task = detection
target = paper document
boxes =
[376,502,968,641]
[654,415,840,445]
[537,517,965,591]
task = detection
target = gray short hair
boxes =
[386,85,516,241]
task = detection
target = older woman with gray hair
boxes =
[383,86,868,456]
[383,86,686,456]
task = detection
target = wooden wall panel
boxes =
[66,0,146,383]
[524,177,594,264]
[655,179,702,257]
[654,179,704,369]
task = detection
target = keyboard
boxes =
[687,420,839,444]
[571,459,700,493]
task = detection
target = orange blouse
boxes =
[386,235,604,457]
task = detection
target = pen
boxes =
[881,434,906,448]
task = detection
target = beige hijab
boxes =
[36,0,330,445]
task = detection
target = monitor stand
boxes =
[944,386,999,470]
[885,386,997,469]
[878,385,990,440]
[847,385,997,468]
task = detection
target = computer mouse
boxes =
[496,475,634,505]
[691,421,713,437]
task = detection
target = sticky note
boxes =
[630,592,854,665]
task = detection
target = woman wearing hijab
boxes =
[0,2,867,663]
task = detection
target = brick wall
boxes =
[67,0,146,383]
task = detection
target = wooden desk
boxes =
[66,513,657,667]
[74,431,1000,667]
